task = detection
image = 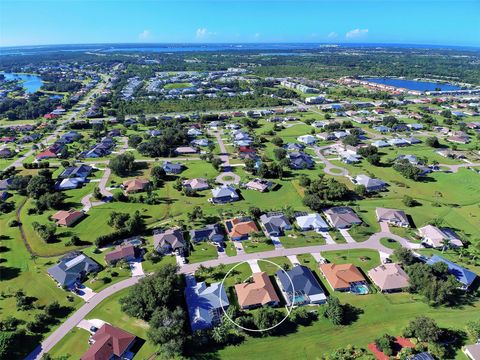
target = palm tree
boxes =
[441,238,450,253]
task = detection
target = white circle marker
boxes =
[218,259,296,332]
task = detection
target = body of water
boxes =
[365,77,461,92]
[1,72,44,93]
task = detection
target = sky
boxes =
[0,0,479,47]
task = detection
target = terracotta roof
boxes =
[235,272,280,308]
[123,178,150,193]
[51,209,84,227]
[319,263,366,290]
[105,244,136,263]
[81,324,136,360]
[226,218,258,238]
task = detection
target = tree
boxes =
[426,136,440,148]
[93,186,102,200]
[0,331,15,359]
[403,316,442,343]
[253,307,284,335]
[323,297,344,325]
[374,334,395,356]
[125,211,146,234]
[441,237,450,253]
[465,320,480,342]
[26,174,53,199]
[271,136,283,147]
[273,147,287,161]
[108,211,130,230]
[354,185,367,196]
[148,307,186,358]
[366,153,381,166]
[108,153,135,177]
[249,206,262,219]
[150,166,167,188]
[212,157,223,171]
[402,195,415,207]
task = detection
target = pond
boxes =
[1,72,44,93]
[365,77,461,92]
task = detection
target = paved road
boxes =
[211,130,241,185]
[438,162,480,173]
[313,145,349,177]
[26,277,141,360]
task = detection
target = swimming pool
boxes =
[292,294,307,304]
[350,284,369,295]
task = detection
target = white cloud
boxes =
[345,28,369,39]
[328,32,338,39]
[196,27,216,39]
[138,30,151,40]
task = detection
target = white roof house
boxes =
[418,225,463,248]
[297,135,317,145]
[295,213,329,231]
[354,175,387,192]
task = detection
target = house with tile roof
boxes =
[276,265,327,306]
[183,178,210,191]
[224,217,259,241]
[122,178,151,194]
[51,209,85,227]
[81,324,136,360]
[319,263,367,291]
[104,244,138,265]
[367,263,410,292]
[376,208,410,228]
[235,272,280,309]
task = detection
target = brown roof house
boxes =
[319,263,367,292]
[104,244,138,265]
[81,323,136,360]
[122,178,150,194]
[375,208,410,228]
[224,217,259,241]
[367,263,410,293]
[235,272,280,309]
[323,207,362,229]
[183,178,210,191]
[51,209,85,227]
[153,228,186,255]
[245,178,273,192]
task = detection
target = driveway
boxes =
[379,221,390,233]
[339,229,356,243]
[270,236,284,249]
[247,259,261,273]
[74,285,96,302]
[318,230,336,244]
[129,259,145,277]
[77,319,107,333]
[287,255,300,266]
[311,252,326,263]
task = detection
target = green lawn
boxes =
[321,249,381,273]
[379,237,402,250]
[48,327,90,359]
[258,256,292,275]
[242,239,275,254]
[163,82,193,90]
[188,243,218,263]
[280,231,326,248]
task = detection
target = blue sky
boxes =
[1,0,479,47]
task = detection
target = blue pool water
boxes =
[365,77,461,92]
[350,284,369,295]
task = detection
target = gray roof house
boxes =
[354,174,387,192]
[324,207,362,229]
[376,208,410,227]
[260,213,292,236]
[153,228,186,255]
[47,253,100,288]
[288,152,314,169]
[163,161,184,174]
[190,224,225,243]
[211,185,239,204]
[185,275,229,332]
[295,213,329,231]
[276,265,327,305]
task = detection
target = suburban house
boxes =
[210,185,239,204]
[367,263,410,293]
[80,324,136,360]
[426,255,477,290]
[59,165,92,180]
[371,140,390,148]
[185,275,229,332]
[235,272,280,309]
[47,253,100,288]
[183,178,210,191]
[319,263,367,292]
[464,343,480,360]
[418,225,464,248]
[353,174,387,192]
[122,178,151,194]
[295,213,329,231]
[175,146,198,155]
[104,244,138,265]
[288,151,314,169]
[56,178,84,190]
[153,228,186,255]
[224,217,259,241]
[388,138,410,147]
[375,208,410,227]
[190,224,225,243]
[297,134,317,145]
[0,178,13,190]
[276,265,327,306]
[284,142,305,152]
[259,212,292,237]
[51,209,85,227]
[245,178,273,192]
[323,207,362,229]
[163,161,184,174]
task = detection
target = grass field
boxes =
[163,82,193,90]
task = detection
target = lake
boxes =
[365,77,461,92]
[1,72,44,93]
